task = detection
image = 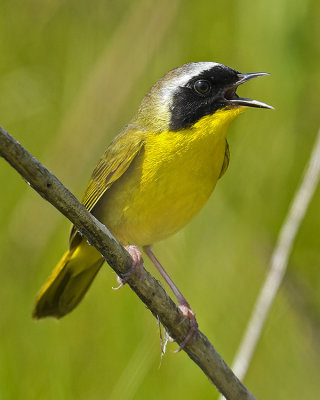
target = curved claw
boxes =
[112,275,126,290]
[112,245,144,290]
[175,303,199,352]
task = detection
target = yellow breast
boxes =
[97,108,242,245]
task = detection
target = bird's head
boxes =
[133,62,273,132]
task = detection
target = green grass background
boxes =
[0,0,320,399]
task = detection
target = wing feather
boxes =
[69,126,145,247]
[218,140,230,179]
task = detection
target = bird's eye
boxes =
[193,79,211,95]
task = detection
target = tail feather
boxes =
[33,241,104,319]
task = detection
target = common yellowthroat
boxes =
[33,62,272,323]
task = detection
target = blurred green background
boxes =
[0,0,320,399]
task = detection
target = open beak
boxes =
[225,72,274,109]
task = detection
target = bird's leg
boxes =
[143,245,198,350]
[113,245,144,290]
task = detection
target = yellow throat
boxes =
[94,107,243,245]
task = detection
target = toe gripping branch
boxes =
[113,245,144,289]
[114,244,199,350]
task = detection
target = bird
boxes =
[33,62,272,334]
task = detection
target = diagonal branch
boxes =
[0,125,256,400]
[219,128,320,400]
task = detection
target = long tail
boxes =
[33,241,104,319]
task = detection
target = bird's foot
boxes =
[112,245,144,290]
[143,245,198,351]
[175,302,198,352]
